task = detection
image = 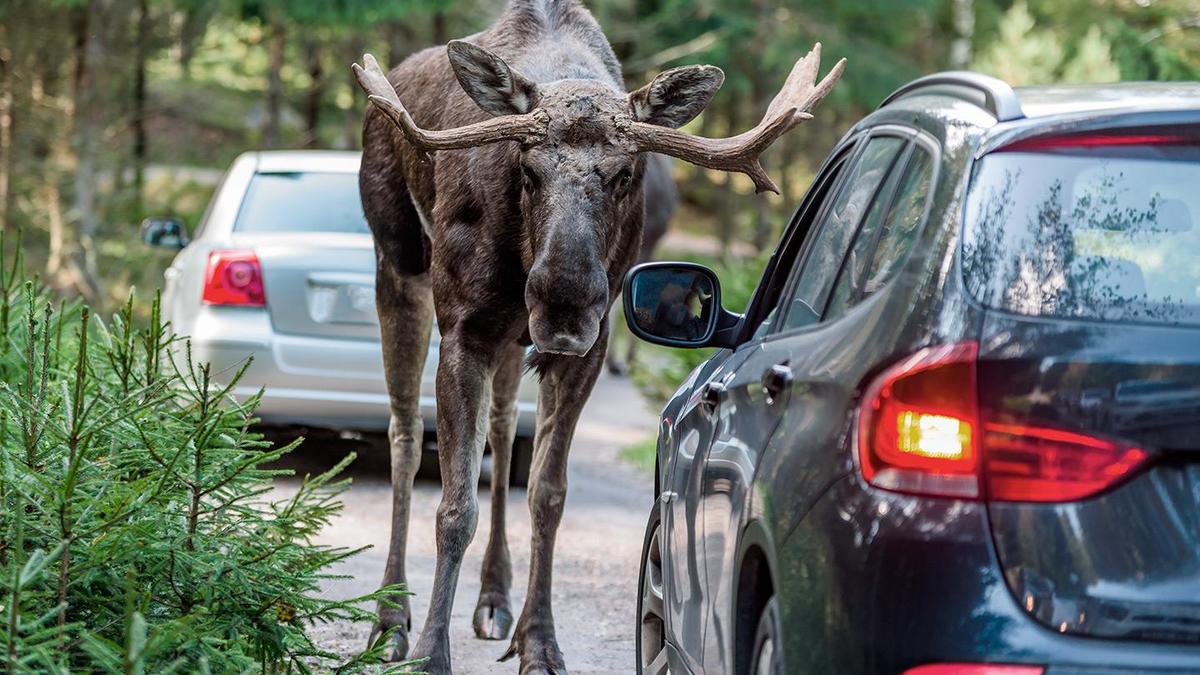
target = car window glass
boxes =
[234,172,369,234]
[825,152,908,318]
[778,135,906,331]
[747,147,857,338]
[865,148,934,295]
[826,146,935,320]
[962,139,1200,326]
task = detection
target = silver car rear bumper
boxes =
[180,306,537,436]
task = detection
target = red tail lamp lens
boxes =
[858,342,981,499]
[203,250,266,307]
[983,424,1150,502]
[858,342,1154,502]
[903,664,1044,675]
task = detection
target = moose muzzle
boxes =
[525,254,609,357]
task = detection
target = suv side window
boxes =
[777,134,907,332]
[825,145,935,320]
[747,144,859,339]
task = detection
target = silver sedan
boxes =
[144,150,538,482]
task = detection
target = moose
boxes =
[353,1,843,672]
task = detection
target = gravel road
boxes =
[276,371,659,673]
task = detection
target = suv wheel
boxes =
[749,597,781,675]
[636,506,667,675]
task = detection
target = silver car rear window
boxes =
[234,171,369,235]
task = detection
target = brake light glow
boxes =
[903,664,1044,675]
[858,342,980,499]
[202,250,266,307]
[858,342,1155,502]
[898,411,972,459]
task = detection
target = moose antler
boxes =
[626,43,845,194]
[352,53,550,153]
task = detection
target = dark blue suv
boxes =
[623,73,1200,675]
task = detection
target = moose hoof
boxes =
[473,600,514,640]
[501,634,567,675]
[370,605,412,663]
[367,621,410,662]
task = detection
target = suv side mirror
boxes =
[140,217,188,249]
[622,262,741,349]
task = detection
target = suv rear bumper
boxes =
[776,474,1200,674]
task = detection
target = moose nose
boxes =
[525,262,608,312]
[525,264,608,357]
[533,330,598,357]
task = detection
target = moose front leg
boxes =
[409,327,499,674]
[503,339,606,674]
[474,341,525,641]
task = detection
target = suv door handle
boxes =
[700,381,726,413]
[762,362,793,405]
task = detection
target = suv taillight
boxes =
[858,342,1153,502]
[202,250,266,307]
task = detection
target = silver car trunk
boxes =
[232,232,381,342]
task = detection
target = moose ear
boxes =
[629,65,725,129]
[447,40,541,116]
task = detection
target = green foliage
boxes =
[0,235,410,673]
[630,252,769,408]
[620,436,657,474]
[973,1,1120,85]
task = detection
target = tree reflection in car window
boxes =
[961,143,1200,326]
[826,147,935,321]
[780,136,906,331]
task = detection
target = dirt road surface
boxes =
[278,371,659,673]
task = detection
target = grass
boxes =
[621,436,658,474]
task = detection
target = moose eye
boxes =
[612,168,633,191]
[521,165,540,192]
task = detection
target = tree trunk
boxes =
[131,0,149,216]
[0,44,12,232]
[62,0,106,302]
[432,10,448,45]
[304,37,323,148]
[684,110,716,200]
[749,0,774,253]
[950,0,975,69]
[341,33,366,150]
[179,2,214,80]
[263,18,286,149]
[717,101,741,261]
[387,19,413,67]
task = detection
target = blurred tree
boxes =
[1062,25,1122,83]
[0,0,1196,308]
[0,34,11,232]
[973,1,1065,84]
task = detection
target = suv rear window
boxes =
[962,135,1200,326]
[234,171,369,235]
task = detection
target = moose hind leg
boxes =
[369,264,434,661]
[473,341,525,640]
[504,344,606,674]
[604,302,629,376]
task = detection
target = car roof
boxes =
[877,73,1200,132]
[1015,82,1200,118]
[248,150,362,174]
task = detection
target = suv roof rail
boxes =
[878,71,1025,122]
